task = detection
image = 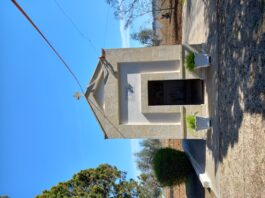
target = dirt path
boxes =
[156,0,182,44]
[182,0,209,44]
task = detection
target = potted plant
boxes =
[186,115,196,130]
[185,52,195,71]
[186,115,211,131]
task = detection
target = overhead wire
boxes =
[53,0,99,55]
[87,97,125,138]
[11,0,125,138]
[11,0,85,94]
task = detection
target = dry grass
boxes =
[156,0,182,45]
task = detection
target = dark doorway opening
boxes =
[148,79,204,105]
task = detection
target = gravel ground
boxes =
[198,0,265,197]
[216,0,265,197]
[183,0,265,197]
[161,0,265,197]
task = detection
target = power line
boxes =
[11,0,84,94]
[12,0,125,138]
[103,6,110,47]
[86,97,125,138]
[53,0,99,55]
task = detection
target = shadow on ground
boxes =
[184,140,206,172]
[185,169,205,198]
[203,0,265,173]
[182,139,206,197]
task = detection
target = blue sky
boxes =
[0,1,151,197]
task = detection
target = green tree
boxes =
[137,173,162,198]
[135,139,161,172]
[36,164,140,198]
[131,28,160,46]
[135,139,162,198]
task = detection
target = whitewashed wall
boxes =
[119,61,181,125]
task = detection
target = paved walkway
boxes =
[182,0,219,196]
[182,0,209,44]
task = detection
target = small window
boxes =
[148,79,204,105]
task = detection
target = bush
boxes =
[186,115,195,130]
[185,52,195,71]
[153,148,192,186]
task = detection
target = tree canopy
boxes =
[36,140,164,198]
[36,164,140,198]
[135,139,161,173]
[131,28,160,46]
[134,139,162,197]
[106,0,172,28]
[106,0,153,28]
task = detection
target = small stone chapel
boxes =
[85,45,207,139]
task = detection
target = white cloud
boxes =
[119,0,130,48]
[119,22,130,48]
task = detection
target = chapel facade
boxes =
[85,45,207,139]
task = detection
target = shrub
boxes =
[185,52,195,71]
[153,148,192,186]
[186,115,195,130]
